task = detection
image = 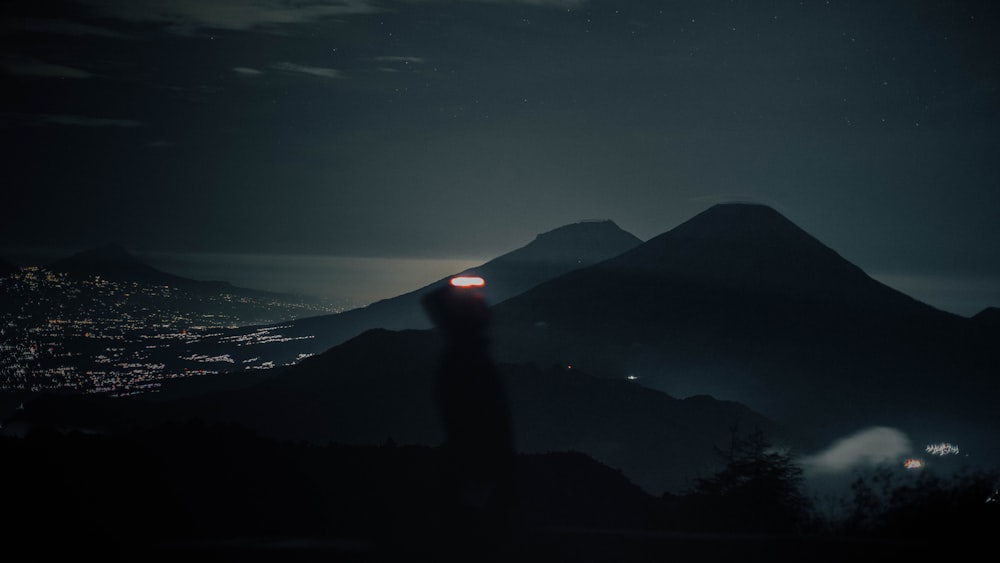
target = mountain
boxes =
[282,219,641,338]
[487,204,999,455]
[972,306,1000,331]
[154,220,643,377]
[46,243,237,292]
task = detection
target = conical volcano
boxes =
[588,203,941,307]
[489,204,993,451]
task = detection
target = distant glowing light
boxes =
[450,276,485,288]
[626,374,639,381]
[904,458,924,469]
[926,443,960,456]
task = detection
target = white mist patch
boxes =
[799,426,912,475]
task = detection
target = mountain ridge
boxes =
[152,219,644,377]
[47,243,238,291]
[486,203,997,454]
[43,243,317,301]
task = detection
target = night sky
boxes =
[3,1,999,314]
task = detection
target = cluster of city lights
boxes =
[179,353,236,364]
[926,442,960,456]
[901,442,964,470]
[1,266,340,394]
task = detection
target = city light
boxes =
[0,267,337,394]
[925,443,960,456]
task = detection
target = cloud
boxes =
[41,114,142,128]
[272,61,342,79]
[0,55,94,79]
[798,426,912,474]
[415,0,586,7]
[7,18,132,39]
[0,18,131,39]
[77,0,384,33]
[374,56,426,64]
[75,0,586,34]
[233,66,264,76]
[373,55,425,73]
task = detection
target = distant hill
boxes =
[285,219,642,338]
[154,220,643,373]
[487,204,999,455]
[972,306,1000,331]
[44,243,312,304]
[46,243,237,292]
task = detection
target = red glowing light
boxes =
[450,276,485,288]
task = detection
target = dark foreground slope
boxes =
[3,421,990,563]
[0,423,659,563]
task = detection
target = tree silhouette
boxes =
[840,465,1000,540]
[679,427,814,534]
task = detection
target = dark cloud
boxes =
[2,17,133,39]
[271,61,343,79]
[76,0,384,33]
[0,54,94,78]
[41,114,142,127]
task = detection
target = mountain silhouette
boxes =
[47,243,237,292]
[289,219,641,337]
[156,220,643,379]
[487,204,998,455]
[972,306,1000,331]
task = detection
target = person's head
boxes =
[422,277,490,340]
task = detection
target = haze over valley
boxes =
[3,1,998,559]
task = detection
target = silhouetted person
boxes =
[422,277,516,560]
